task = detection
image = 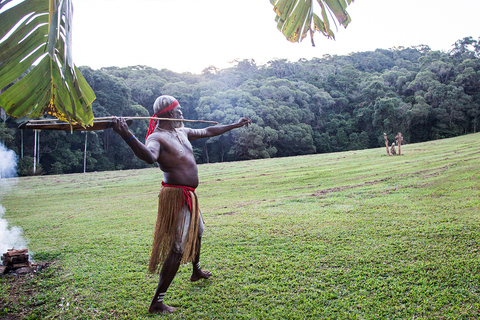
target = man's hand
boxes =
[112,117,132,140]
[111,117,158,164]
[236,117,252,128]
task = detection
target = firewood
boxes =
[6,249,28,256]
[0,266,7,275]
[10,257,29,263]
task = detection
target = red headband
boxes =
[145,100,179,141]
[158,99,179,115]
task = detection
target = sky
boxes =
[71,0,480,74]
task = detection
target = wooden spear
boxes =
[19,117,218,131]
[26,116,218,124]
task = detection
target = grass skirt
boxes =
[148,187,200,273]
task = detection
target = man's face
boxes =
[171,105,184,128]
[172,105,183,119]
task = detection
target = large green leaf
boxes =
[0,0,95,125]
[271,0,354,46]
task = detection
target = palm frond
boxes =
[271,0,354,45]
[0,0,95,125]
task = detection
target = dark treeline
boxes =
[2,37,479,175]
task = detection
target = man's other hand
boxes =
[236,117,252,128]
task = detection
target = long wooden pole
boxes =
[99,116,218,124]
[26,117,218,124]
[33,130,37,174]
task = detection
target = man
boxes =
[112,95,251,313]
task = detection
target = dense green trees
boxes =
[2,37,480,175]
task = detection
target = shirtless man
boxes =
[112,95,251,313]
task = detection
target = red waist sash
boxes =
[161,181,196,212]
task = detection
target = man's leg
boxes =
[148,248,183,313]
[190,212,212,281]
[149,205,192,313]
[190,236,212,282]
[190,236,212,281]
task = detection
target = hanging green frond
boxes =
[0,0,95,125]
[271,0,354,46]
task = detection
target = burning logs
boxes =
[1,248,36,275]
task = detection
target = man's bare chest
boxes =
[159,130,194,157]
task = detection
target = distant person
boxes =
[390,142,397,155]
[112,95,251,313]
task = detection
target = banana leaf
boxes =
[270,0,354,46]
[0,0,95,126]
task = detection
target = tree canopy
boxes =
[2,37,480,175]
[0,0,354,126]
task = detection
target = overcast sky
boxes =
[72,0,480,74]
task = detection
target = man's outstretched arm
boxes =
[187,117,252,141]
[112,117,159,164]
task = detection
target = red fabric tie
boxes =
[161,181,196,212]
[145,100,179,142]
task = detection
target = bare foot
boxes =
[148,301,177,314]
[190,269,212,282]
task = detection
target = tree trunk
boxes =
[83,132,88,173]
[205,141,209,163]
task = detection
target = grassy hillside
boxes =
[1,133,480,319]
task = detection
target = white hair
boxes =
[153,95,176,114]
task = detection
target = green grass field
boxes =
[1,133,480,319]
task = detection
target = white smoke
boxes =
[0,142,28,255]
[0,205,27,254]
[0,142,17,178]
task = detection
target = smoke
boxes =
[0,142,28,255]
[0,205,27,254]
[0,142,17,178]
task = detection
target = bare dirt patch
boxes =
[1,262,51,319]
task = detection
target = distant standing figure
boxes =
[112,95,252,313]
[395,132,403,156]
[390,142,397,155]
[384,133,390,156]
